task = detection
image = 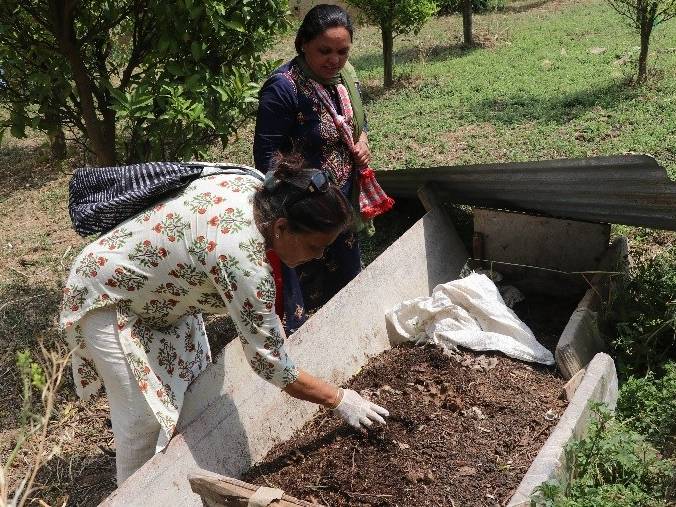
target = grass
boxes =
[218,0,676,178]
[1,0,675,504]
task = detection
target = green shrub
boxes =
[437,0,506,15]
[616,361,676,449]
[346,0,438,87]
[0,0,290,164]
[612,248,676,377]
[532,405,675,506]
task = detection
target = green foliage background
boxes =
[352,0,439,36]
[534,406,675,507]
[612,249,676,377]
[0,0,290,164]
[437,0,507,14]
[617,363,676,449]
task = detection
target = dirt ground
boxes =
[244,297,574,506]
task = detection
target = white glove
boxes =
[333,389,389,430]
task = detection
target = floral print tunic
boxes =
[60,171,299,447]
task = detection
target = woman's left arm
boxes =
[353,131,371,167]
[253,75,297,173]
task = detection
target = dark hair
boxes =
[294,4,354,54]
[254,153,352,235]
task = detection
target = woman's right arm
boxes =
[284,370,389,430]
[206,241,388,430]
[253,75,297,173]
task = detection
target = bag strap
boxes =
[185,162,264,182]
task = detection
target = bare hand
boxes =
[353,132,371,167]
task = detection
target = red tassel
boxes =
[358,166,395,220]
[360,196,395,220]
[265,250,284,319]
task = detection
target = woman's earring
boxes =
[275,233,280,239]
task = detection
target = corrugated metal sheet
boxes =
[376,155,676,231]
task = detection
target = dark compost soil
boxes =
[245,297,574,506]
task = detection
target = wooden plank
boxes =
[188,473,322,507]
[417,183,459,237]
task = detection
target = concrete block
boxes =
[556,309,607,380]
[555,236,628,379]
[102,207,468,507]
[561,368,586,402]
[473,209,610,294]
[507,353,618,506]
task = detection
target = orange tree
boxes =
[606,0,676,82]
[0,0,288,165]
[347,0,437,87]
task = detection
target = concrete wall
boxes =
[473,209,610,294]
[508,353,618,506]
[556,237,628,379]
[102,207,468,506]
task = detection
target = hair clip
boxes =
[263,171,280,192]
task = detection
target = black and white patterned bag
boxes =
[68,162,262,237]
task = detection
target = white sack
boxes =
[386,272,555,365]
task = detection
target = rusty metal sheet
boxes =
[376,155,676,231]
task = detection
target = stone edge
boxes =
[555,236,628,379]
[506,352,618,506]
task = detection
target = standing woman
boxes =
[60,157,388,485]
[254,4,392,334]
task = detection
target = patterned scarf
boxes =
[310,80,394,221]
[294,56,365,142]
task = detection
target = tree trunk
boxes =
[46,89,67,160]
[65,53,116,165]
[637,17,652,83]
[49,127,67,160]
[463,0,473,47]
[381,21,394,88]
[49,1,116,165]
[101,94,117,160]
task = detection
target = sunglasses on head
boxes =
[290,170,330,194]
[285,170,331,208]
[265,169,331,208]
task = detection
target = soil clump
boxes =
[246,338,568,506]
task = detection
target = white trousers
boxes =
[78,307,161,485]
